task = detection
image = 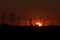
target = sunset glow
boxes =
[35,22,42,26]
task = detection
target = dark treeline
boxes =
[0,24,60,32]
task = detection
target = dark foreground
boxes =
[0,24,60,33]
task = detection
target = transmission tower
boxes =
[10,13,15,25]
[24,17,27,26]
[39,16,42,22]
[29,18,33,26]
[43,18,45,26]
[17,16,21,26]
[2,13,6,24]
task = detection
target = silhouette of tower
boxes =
[24,17,27,26]
[29,18,33,26]
[12,13,15,23]
[10,13,12,24]
[39,16,42,22]
[17,16,21,26]
[43,18,45,26]
[10,13,15,25]
[2,13,6,24]
[50,21,53,25]
[0,13,1,24]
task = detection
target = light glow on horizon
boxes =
[35,22,42,26]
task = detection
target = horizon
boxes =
[0,13,58,26]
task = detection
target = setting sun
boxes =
[35,22,42,26]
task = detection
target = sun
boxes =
[35,22,42,26]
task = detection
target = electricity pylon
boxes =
[43,18,45,26]
[29,18,33,26]
[24,17,27,26]
[10,13,15,25]
[39,16,42,22]
[17,16,21,26]
[2,13,6,24]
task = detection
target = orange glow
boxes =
[35,22,42,26]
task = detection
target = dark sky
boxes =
[0,0,60,25]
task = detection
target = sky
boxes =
[0,0,60,25]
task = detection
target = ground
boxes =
[0,24,60,33]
